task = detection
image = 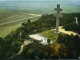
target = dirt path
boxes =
[51,26,79,36]
[10,40,32,58]
[59,26,77,35]
[16,40,32,55]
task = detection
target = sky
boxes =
[0,0,79,3]
[0,0,79,5]
[0,0,80,13]
[0,0,80,4]
[0,0,79,2]
[0,0,80,7]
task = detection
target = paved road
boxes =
[0,15,41,26]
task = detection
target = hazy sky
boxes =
[0,0,79,13]
[0,0,80,6]
[0,0,79,4]
[0,0,80,4]
[0,0,80,2]
[0,0,80,5]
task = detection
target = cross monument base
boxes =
[55,31,60,34]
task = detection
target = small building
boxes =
[29,33,51,45]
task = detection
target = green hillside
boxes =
[0,13,80,59]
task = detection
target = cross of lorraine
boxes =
[54,4,63,34]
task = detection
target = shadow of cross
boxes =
[54,4,63,34]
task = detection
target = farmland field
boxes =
[0,23,21,37]
[0,12,40,37]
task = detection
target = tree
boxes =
[0,37,4,45]
[58,43,67,59]
[47,39,50,44]
[27,19,31,24]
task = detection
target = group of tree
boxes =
[63,22,80,34]
[11,40,58,59]
[62,13,80,34]
[0,14,56,59]
[0,13,80,59]
[60,13,80,25]
[57,33,80,59]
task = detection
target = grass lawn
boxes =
[40,29,60,52]
[40,29,58,43]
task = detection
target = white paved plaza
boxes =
[29,33,49,45]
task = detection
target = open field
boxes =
[0,12,41,37]
[0,12,41,24]
[0,23,21,37]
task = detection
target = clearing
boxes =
[40,29,58,43]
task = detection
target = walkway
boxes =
[10,40,32,58]
[16,40,32,55]
[52,26,80,36]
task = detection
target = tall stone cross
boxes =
[54,4,63,34]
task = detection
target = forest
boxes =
[0,13,80,59]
